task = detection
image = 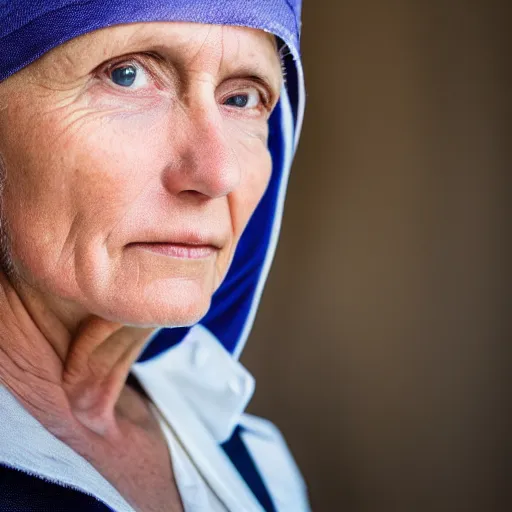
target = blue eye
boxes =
[224,95,249,108]
[110,65,137,87]
[223,89,262,110]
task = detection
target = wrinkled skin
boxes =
[0,23,282,512]
[0,22,281,330]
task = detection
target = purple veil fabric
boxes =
[0,0,305,359]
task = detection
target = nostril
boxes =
[177,189,210,202]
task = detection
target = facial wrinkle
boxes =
[103,169,157,255]
[183,24,216,71]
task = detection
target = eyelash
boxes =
[100,57,273,112]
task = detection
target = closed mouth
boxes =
[128,242,218,259]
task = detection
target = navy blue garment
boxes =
[0,464,113,511]
[222,427,277,512]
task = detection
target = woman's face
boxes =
[0,22,282,327]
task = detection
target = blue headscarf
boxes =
[0,0,305,359]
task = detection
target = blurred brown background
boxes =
[241,1,509,511]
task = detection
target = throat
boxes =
[58,320,156,437]
[61,379,184,512]
[63,372,157,442]
[78,382,184,512]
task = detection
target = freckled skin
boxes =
[0,23,281,329]
[0,23,283,512]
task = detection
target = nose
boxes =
[161,104,241,199]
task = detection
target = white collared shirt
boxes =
[0,325,310,511]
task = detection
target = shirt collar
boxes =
[133,324,255,444]
[0,386,135,511]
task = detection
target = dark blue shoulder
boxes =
[0,464,113,512]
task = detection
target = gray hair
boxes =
[0,153,15,278]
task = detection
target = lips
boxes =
[126,228,226,260]
[129,242,218,259]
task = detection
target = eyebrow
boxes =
[222,62,283,94]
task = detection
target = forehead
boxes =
[41,22,281,82]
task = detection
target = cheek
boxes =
[230,145,272,241]
[0,98,170,289]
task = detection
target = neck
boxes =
[0,271,155,437]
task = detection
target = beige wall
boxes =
[241,2,508,511]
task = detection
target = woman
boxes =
[0,1,306,511]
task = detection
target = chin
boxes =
[101,279,214,328]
